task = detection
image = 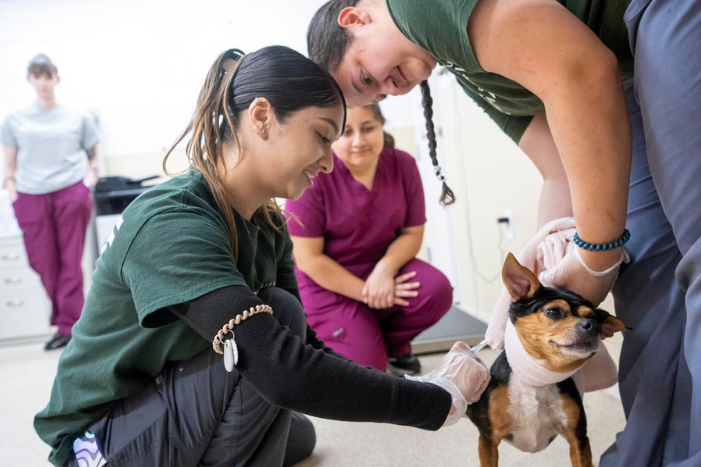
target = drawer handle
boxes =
[6,299,24,307]
[1,253,21,261]
[4,276,22,285]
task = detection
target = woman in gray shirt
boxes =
[1,54,100,350]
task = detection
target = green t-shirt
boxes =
[35,169,298,466]
[386,0,633,143]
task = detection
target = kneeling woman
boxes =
[286,104,452,374]
[34,47,489,467]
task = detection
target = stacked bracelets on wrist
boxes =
[573,229,631,252]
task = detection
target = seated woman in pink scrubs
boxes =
[286,104,452,374]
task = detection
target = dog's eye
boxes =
[544,307,564,319]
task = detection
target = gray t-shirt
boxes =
[1,104,99,194]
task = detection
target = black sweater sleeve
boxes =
[168,286,451,431]
[276,283,341,355]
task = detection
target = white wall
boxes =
[0,0,328,165]
[426,72,544,321]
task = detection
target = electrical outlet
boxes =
[504,210,514,240]
[497,210,514,240]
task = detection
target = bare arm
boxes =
[469,0,631,270]
[3,145,18,202]
[291,235,366,302]
[518,113,573,228]
[84,145,100,187]
[374,224,424,275]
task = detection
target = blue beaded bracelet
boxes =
[573,229,630,252]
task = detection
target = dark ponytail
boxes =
[164,46,346,258]
[420,81,455,206]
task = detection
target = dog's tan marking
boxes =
[559,395,593,467]
[478,435,499,467]
[514,299,592,373]
[577,306,597,320]
[479,386,512,467]
[488,385,512,440]
[601,315,627,335]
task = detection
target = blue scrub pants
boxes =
[601,0,701,465]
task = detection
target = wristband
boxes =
[573,229,630,252]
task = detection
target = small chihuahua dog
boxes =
[466,253,628,467]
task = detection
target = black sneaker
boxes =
[44,333,71,351]
[388,354,421,375]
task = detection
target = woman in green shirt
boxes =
[35,45,490,467]
[307,1,700,466]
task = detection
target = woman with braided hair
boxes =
[307,1,701,466]
[286,103,453,375]
[34,46,490,467]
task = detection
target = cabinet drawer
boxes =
[0,289,51,340]
[0,268,45,295]
[0,238,28,271]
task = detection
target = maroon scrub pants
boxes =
[12,181,92,336]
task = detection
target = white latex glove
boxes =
[406,341,490,427]
[538,241,629,307]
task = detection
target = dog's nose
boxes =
[579,319,599,334]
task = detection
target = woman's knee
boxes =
[311,303,388,369]
[405,260,453,312]
[431,271,454,310]
[257,287,307,339]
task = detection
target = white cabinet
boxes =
[0,234,51,341]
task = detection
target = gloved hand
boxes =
[406,341,490,427]
[538,241,629,307]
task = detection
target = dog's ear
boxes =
[594,308,629,337]
[502,253,541,301]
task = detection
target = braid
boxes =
[420,81,455,206]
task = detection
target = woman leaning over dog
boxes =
[33,46,490,467]
[308,0,700,465]
[286,103,452,375]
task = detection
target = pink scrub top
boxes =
[285,147,426,312]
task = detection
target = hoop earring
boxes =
[258,128,266,137]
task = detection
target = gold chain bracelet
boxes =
[212,304,273,354]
